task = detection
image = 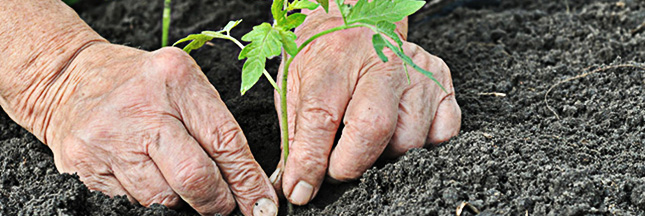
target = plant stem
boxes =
[162,0,171,47]
[280,58,290,164]
[297,24,370,54]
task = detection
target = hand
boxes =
[270,8,462,205]
[44,44,278,216]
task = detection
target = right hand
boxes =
[42,44,277,216]
[270,5,461,205]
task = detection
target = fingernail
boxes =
[269,168,280,184]
[289,181,313,205]
[253,198,277,216]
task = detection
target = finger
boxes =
[404,44,461,145]
[53,137,135,203]
[427,94,461,144]
[383,83,433,157]
[83,173,135,202]
[384,44,445,156]
[281,35,362,205]
[111,154,181,207]
[148,121,235,215]
[154,47,278,216]
[388,43,461,154]
[178,91,278,216]
[327,55,406,181]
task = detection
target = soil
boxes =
[2,0,645,215]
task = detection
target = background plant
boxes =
[161,0,172,47]
[175,0,442,205]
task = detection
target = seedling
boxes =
[175,0,443,207]
[162,0,172,47]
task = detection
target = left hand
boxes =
[270,6,462,205]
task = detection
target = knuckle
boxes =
[299,102,341,132]
[346,114,393,140]
[213,120,247,157]
[152,47,198,81]
[434,56,451,74]
[228,163,263,189]
[172,159,214,192]
[62,143,102,172]
[292,146,328,170]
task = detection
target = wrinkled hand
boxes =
[271,8,462,205]
[45,44,277,216]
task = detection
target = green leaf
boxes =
[222,20,242,34]
[375,34,447,92]
[376,21,403,47]
[201,31,226,39]
[239,22,286,94]
[173,20,243,54]
[279,30,298,56]
[241,57,266,95]
[272,0,287,23]
[345,0,425,25]
[289,0,319,10]
[315,0,329,12]
[371,34,389,62]
[240,23,283,59]
[281,13,308,30]
[336,0,352,22]
[173,34,213,53]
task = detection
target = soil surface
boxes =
[2,0,645,215]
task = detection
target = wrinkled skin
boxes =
[45,44,278,216]
[271,7,462,205]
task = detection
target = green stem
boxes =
[280,58,290,167]
[296,24,371,54]
[280,53,293,216]
[162,0,171,47]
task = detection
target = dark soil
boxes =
[2,0,645,215]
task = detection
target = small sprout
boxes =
[174,0,441,212]
[162,0,172,47]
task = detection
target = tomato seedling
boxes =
[174,0,443,206]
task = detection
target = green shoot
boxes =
[162,0,172,47]
[174,0,442,209]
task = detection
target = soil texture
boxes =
[1,0,645,215]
